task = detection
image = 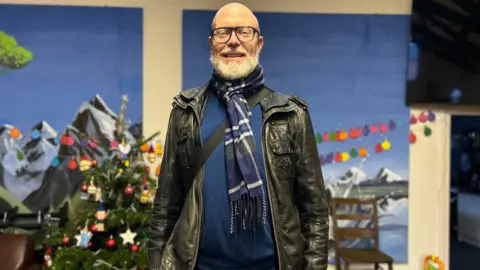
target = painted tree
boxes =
[0,31,33,70]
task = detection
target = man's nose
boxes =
[227,32,240,47]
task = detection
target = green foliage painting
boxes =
[0,30,33,70]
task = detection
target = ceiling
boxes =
[411,0,480,73]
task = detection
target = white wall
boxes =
[1,0,457,269]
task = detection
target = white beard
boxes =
[210,51,259,80]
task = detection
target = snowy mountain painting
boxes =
[183,11,410,263]
[0,6,143,213]
[0,96,142,213]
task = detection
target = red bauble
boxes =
[106,236,116,248]
[62,235,70,245]
[80,184,88,192]
[88,242,92,247]
[130,243,139,252]
[124,185,134,195]
[90,224,97,232]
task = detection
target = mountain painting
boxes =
[0,5,143,214]
[182,11,410,263]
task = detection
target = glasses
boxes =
[210,26,259,44]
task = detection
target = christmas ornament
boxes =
[88,137,98,148]
[50,157,59,168]
[381,138,391,150]
[349,128,358,139]
[140,142,150,152]
[349,148,358,158]
[60,133,74,146]
[62,234,70,246]
[424,255,444,270]
[87,180,97,195]
[155,165,161,176]
[75,227,92,248]
[363,125,370,136]
[359,147,368,157]
[379,122,388,133]
[110,139,119,149]
[155,142,163,155]
[31,129,41,140]
[338,129,348,141]
[424,125,432,137]
[375,143,383,153]
[44,248,52,267]
[315,132,322,143]
[105,235,116,248]
[130,243,139,252]
[334,152,342,163]
[90,223,98,233]
[10,127,20,139]
[95,204,107,232]
[119,159,130,173]
[427,111,436,122]
[327,153,334,163]
[140,184,150,204]
[409,131,417,144]
[80,139,88,147]
[68,157,78,171]
[329,131,335,141]
[370,124,378,133]
[118,140,131,159]
[16,150,24,161]
[388,120,397,131]
[94,187,102,202]
[335,131,341,141]
[79,154,92,171]
[418,112,428,123]
[410,114,417,125]
[322,132,329,142]
[120,228,137,245]
[124,184,134,196]
[80,183,89,200]
[341,151,349,161]
[146,145,156,163]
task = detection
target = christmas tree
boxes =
[39,96,162,270]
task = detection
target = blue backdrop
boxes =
[183,10,409,263]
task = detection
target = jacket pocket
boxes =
[269,139,295,180]
[177,127,191,169]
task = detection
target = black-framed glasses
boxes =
[210,26,259,44]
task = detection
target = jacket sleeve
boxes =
[148,104,185,269]
[293,107,330,270]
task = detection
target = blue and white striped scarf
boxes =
[211,64,266,233]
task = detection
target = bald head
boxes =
[212,3,259,30]
[209,3,264,80]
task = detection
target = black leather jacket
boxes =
[148,86,329,270]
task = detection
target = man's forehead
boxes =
[212,4,259,29]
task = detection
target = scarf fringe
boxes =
[230,193,267,234]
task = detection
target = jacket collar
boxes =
[173,84,296,120]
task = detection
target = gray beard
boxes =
[210,52,259,80]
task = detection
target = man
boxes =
[148,3,329,270]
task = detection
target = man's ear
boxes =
[257,35,264,54]
[208,36,213,47]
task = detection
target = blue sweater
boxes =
[195,90,277,270]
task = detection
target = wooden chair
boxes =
[331,198,393,270]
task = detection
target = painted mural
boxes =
[0,5,143,215]
[182,11,410,263]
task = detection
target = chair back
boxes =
[331,197,380,251]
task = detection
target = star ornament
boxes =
[120,228,137,245]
